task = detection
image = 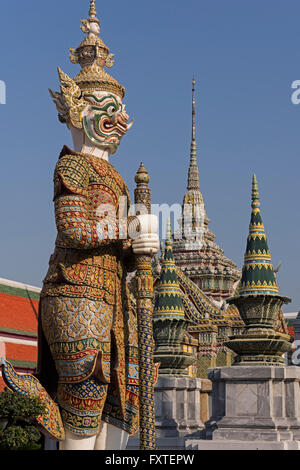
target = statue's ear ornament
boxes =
[51,68,87,129]
[105,53,115,69]
[48,88,70,124]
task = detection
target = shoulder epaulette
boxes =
[54,154,90,198]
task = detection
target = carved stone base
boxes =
[185,440,300,450]
[127,376,204,450]
[205,366,300,443]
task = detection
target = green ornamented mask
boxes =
[82,92,133,154]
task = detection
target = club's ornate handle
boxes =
[134,163,156,450]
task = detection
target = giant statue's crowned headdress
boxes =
[49,0,132,154]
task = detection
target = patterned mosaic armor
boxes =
[38,146,139,437]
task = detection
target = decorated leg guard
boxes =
[57,378,108,437]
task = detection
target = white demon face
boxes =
[82,91,133,154]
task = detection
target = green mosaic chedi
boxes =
[153,221,195,376]
[154,221,185,320]
[226,175,292,366]
[239,174,279,296]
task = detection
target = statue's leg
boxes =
[59,430,97,451]
[40,297,113,449]
[94,421,129,450]
[93,421,107,450]
[105,423,129,450]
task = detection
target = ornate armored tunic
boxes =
[38,146,139,437]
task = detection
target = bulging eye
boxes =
[107,105,116,115]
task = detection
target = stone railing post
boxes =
[200,379,212,425]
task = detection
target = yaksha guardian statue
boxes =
[1,1,159,451]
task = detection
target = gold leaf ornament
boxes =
[105,53,115,68]
[57,68,87,129]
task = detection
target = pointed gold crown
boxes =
[69,0,125,98]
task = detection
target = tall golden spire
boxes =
[192,77,196,141]
[187,78,200,191]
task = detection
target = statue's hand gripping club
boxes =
[129,214,159,256]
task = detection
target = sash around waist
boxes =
[42,246,126,295]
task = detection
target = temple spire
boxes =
[251,173,260,211]
[192,77,196,141]
[187,78,200,191]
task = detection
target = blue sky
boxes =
[0,0,299,311]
